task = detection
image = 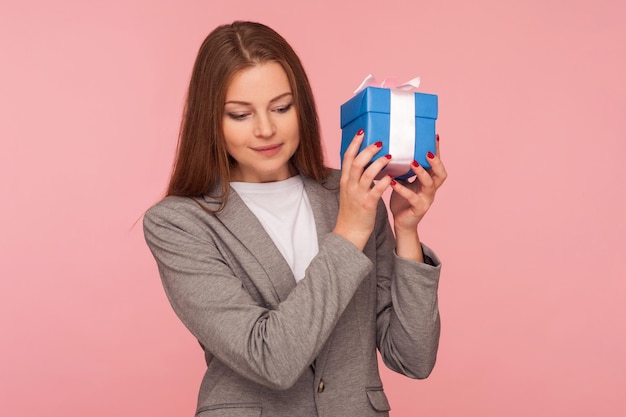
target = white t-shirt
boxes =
[230,176,319,282]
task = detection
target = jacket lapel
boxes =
[302,174,339,245]
[206,187,297,304]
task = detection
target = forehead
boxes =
[225,62,292,102]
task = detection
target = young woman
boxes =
[144,21,447,417]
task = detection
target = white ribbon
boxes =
[354,74,421,178]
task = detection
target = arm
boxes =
[376,136,447,378]
[374,204,441,378]
[143,201,373,390]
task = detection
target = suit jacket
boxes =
[143,169,441,417]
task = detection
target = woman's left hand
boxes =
[389,135,447,232]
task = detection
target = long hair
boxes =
[166,21,328,211]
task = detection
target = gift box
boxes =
[340,80,438,180]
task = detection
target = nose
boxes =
[253,113,276,138]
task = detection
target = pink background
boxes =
[1,0,625,415]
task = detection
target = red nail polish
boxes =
[357,129,364,136]
[436,133,440,142]
[427,151,435,159]
[388,175,397,186]
[375,141,383,148]
[412,160,419,167]
[385,154,392,159]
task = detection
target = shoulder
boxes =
[142,196,232,251]
[145,195,205,216]
[143,195,218,231]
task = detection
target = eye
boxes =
[273,103,293,114]
[227,112,250,121]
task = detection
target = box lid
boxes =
[340,86,438,127]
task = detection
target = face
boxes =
[223,62,299,183]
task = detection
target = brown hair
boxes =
[166,21,328,210]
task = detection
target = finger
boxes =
[369,173,393,198]
[360,152,392,185]
[435,133,440,158]
[389,176,425,207]
[341,129,365,183]
[349,140,384,181]
[425,151,447,188]
[410,160,435,191]
[352,140,384,168]
[342,129,365,168]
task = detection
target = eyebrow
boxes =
[224,92,293,106]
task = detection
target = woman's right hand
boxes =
[333,130,393,251]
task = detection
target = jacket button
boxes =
[317,379,325,393]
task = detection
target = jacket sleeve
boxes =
[143,200,373,390]
[373,202,442,379]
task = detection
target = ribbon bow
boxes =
[353,73,421,94]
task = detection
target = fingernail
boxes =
[375,141,383,148]
[436,133,440,142]
[385,154,392,160]
[357,129,364,136]
[412,160,419,167]
[388,174,396,186]
[427,151,435,159]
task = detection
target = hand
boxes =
[333,130,393,250]
[389,134,447,233]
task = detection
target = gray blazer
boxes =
[143,170,441,417]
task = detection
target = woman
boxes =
[144,21,446,417]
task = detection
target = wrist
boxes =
[332,226,369,251]
[393,223,418,238]
[394,227,424,263]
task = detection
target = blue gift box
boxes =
[340,86,438,180]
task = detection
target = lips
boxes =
[251,143,283,156]
[252,144,281,151]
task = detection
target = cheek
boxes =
[287,113,300,140]
[222,120,244,149]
